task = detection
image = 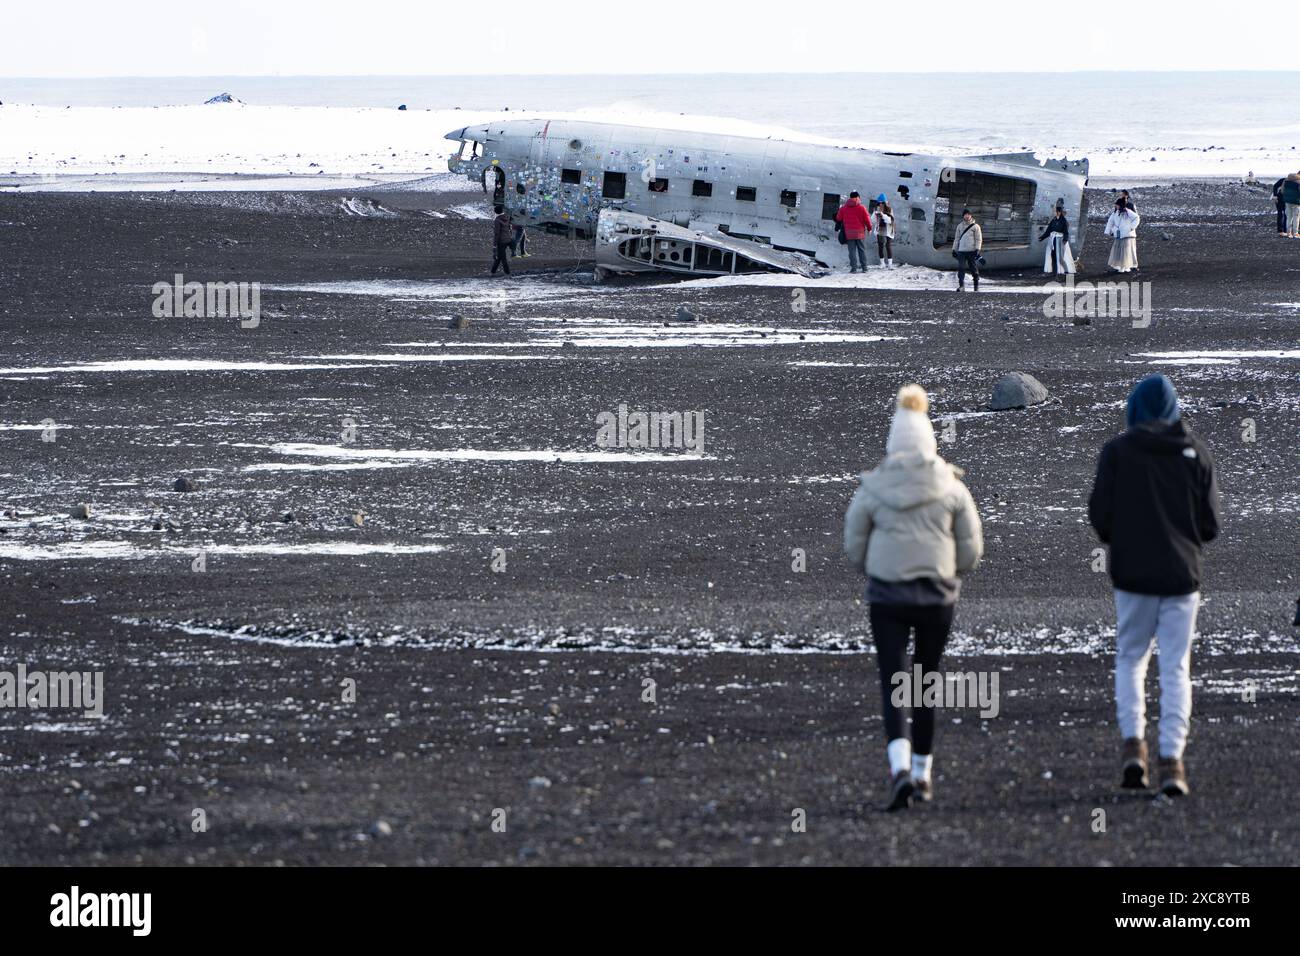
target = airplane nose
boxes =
[444,127,468,141]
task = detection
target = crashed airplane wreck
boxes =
[445,119,1088,280]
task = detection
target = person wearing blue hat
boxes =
[1088,374,1220,798]
[873,200,896,269]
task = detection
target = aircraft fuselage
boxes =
[445,118,1088,274]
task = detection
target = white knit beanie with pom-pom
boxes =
[885,383,938,456]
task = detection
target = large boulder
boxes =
[990,372,1050,411]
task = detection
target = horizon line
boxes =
[6,68,1300,81]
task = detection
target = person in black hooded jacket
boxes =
[1088,374,1219,799]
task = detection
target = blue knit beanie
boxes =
[1126,373,1181,427]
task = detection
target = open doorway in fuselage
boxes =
[483,165,505,206]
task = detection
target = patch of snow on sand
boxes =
[242,461,414,473]
[114,618,1300,657]
[259,442,707,464]
[789,360,889,368]
[0,359,385,375]
[382,321,901,349]
[0,541,447,561]
[447,203,493,220]
[265,276,608,304]
[302,352,564,363]
[1137,350,1300,361]
[2,173,435,193]
[669,264,1040,294]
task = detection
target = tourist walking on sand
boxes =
[1087,374,1220,798]
[836,191,873,273]
[1104,199,1141,274]
[490,204,513,276]
[1282,173,1300,239]
[874,200,896,269]
[952,209,982,291]
[1039,207,1075,275]
[843,384,984,811]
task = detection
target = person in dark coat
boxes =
[1282,173,1300,238]
[1272,177,1288,235]
[1088,374,1220,799]
[490,205,513,276]
[1038,207,1074,274]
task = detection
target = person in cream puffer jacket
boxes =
[843,384,984,810]
[844,387,983,584]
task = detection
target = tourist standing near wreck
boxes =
[843,385,984,811]
[1282,173,1300,239]
[1104,199,1141,273]
[1039,207,1075,275]
[1087,374,1220,798]
[835,192,873,273]
[874,200,896,269]
[953,210,982,291]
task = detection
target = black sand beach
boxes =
[0,181,1297,865]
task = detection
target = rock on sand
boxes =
[990,372,1050,411]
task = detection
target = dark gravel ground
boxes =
[0,181,1296,865]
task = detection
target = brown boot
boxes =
[1121,737,1149,789]
[1158,757,1189,797]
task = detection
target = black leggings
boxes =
[870,602,955,755]
[877,235,892,260]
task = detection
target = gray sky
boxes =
[4,0,1295,76]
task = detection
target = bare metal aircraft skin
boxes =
[446,119,1088,279]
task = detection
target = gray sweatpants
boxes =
[1114,588,1199,759]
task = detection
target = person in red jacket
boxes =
[835,192,874,273]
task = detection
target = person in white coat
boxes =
[1104,199,1141,273]
[843,384,984,811]
[1039,207,1075,275]
[874,200,896,269]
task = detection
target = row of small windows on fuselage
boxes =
[559,169,846,218]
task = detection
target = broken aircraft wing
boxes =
[594,209,825,281]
